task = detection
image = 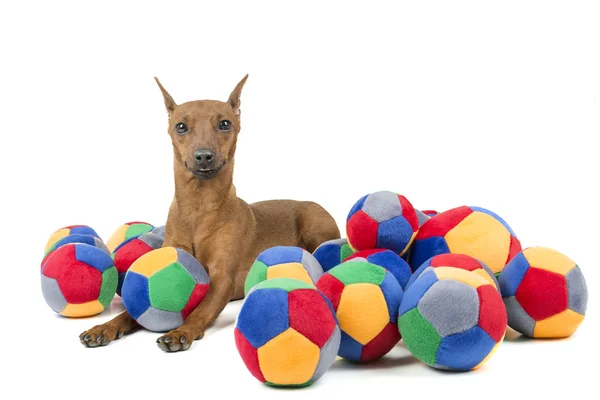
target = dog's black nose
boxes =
[194,148,214,165]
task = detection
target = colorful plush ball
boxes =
[316,261,403,362]
[406,253,499,291]
[121,247,210,332]
[244,246,324,295]
[346,191,418,257]
[345,249,413,289]
[41,243,117,317]
[44,224,101,255]
[498,247,588,338]
[112,232,165,296]
[312,238,355,272]
[234,278,340,387]
[408,206,522,276]
[398,268,507,371]
[106,221,154,253]
[41,233,109,270]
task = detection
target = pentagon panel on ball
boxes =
[41,243,118,317]
[345,249,413,290]
[313,238,355,272]
[112,232,165,296]
[316,261,403,363]
[406,253,499,291]
[106,221,154,253]
[244,246,324,295]
[44,224,101,255]
[498,247,588,339]
[121,247,210,332]
[398,268,507,371]
[234,278,341,388]
[41,233,109,271]
[408,206,522,276]
[346,191,419,256]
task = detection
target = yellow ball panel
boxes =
[472,269,497,288]
[473,334,504,370]
[61,300,104,317]
[257,328,320,385]
[445,212,510,274]
[44,229,71,253]
[129,247,178,277]
[533,309,585,338]
[433,267,489,289]
[337,283,389,345]
[106,225,129,253]
[523,247,576,276]
[267,263,314,285]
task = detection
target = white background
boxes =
[1,1,598,399]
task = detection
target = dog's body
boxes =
[80,76,341,351]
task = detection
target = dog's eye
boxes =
[219,120,232,132]
[175,123,187,135]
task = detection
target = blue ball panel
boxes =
[257,246,303,267]
[346,194,368,222]
[405,257,435,288]
[436,326,497,371]
[70,226,99,237]
[74,243,113,272]
[370,251,412,289]
[377,216,413,254]
[121,271,150,319]
[236,288,290,348]
[409,236,450,272]
[55,234,97,248]
[379,272,403,323]
[498,252,530,297]
[338,330,363,361]
[398,270,438,316]
[313,244,343,272]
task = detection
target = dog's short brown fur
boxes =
[80,75,341,351]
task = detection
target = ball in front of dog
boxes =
[105,221,154,253]
[234,277,341,387]
[344,249,413,290]
[498,246,588,338]
[41,243,118,317]
[312,238,355,272]
[346,191,419,257]
[316,261,403,363]
[121,247,210,332]
[244,246,324,295]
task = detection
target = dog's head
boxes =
[155,75,248,180]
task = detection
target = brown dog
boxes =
[79,75,341,351]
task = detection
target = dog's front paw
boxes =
[156,330,203,352]
[80,324,123,348]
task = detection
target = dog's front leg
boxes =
[156,269,234,352]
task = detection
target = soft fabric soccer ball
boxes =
[498,247,588,338]
[244,246,324,295]
[41,243,117,317]
[112,232,165,296]
[345,249,413,290]
[44,224,101,255]
[41,233,109,270]
[121,247,210,332]
[106,221,154,253]
[312,238,355,272]
[398,267,507,371]
[408,206,522,276]
[346,191,418,256]
[316,261,403,362]
[406,253,499,291]
[234,278,341,387]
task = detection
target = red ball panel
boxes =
[398,195,419,232]
[43,244,77,279]
[114,239,153,274]
[288,289,337,348]
[516,267,568,321]
[181,284,210,320]
[347,210,378,250]
[360,322,401,362]
[477,285,507,342]
[315,274,345,311]
[415,206,474,240]
[507,235,523,265]
[234,328,266,382]
[429,253,482,271]
[58,261,102,304]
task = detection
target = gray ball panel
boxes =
[415,209,430,228]
[566,266,588,315]
[176,248,210,284]
[417,280,479,337]
[139,232,165,249]
[311,325,341,383]
[136,307,184,332]
[362,191,403,223]
[503,296,535,337]
[151,225,166,238]
[93,238,110,255]
[301,250,324,284]
[41,275,67,313]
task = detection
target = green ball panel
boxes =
[340,244,355,261]
[98,267,118,308]
[125,223,153,240]
[399,308,441,366]
[149,262,196,311]
[245,260,268,294]
[329,261,386,286]
[254,277,315,292]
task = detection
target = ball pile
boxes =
[236,189,588,387]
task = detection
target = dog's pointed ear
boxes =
[227,74,248,116]
[154,77,177,116]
